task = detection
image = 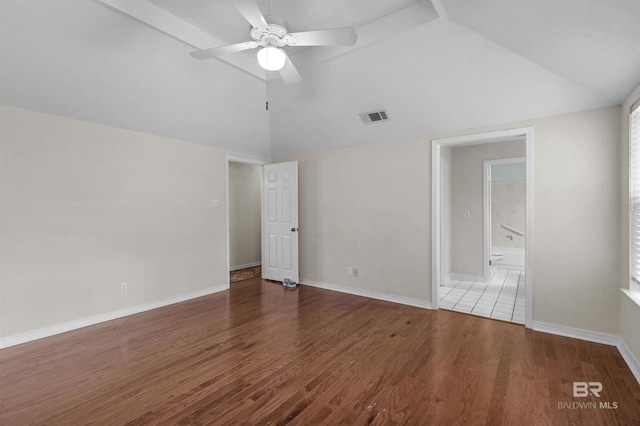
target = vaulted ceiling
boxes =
[1,0,639,157]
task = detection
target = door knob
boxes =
[291,227,298,232]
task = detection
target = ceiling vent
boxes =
[360,109,389,124]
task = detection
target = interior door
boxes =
[262,161,299,282]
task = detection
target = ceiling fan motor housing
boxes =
[251,24,289,47]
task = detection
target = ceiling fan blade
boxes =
[279,52,302,85]
[235,0,268,30]
[190,41,258,60]
[286,27,357,46]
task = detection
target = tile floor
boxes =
[439,268,525,324]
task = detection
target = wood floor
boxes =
[230,265,262,283]
[1,278,639,425]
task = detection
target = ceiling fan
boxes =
[189,0,358,84]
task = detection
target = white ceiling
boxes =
[1,0,638,157]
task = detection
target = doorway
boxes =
[484,157,526,280]
[225,156,267,286]
[431,128,533,328]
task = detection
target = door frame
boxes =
[225,155,268,288]
[431,127,534,328]
[483,157,526,282]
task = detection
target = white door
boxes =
[262,161,299,282]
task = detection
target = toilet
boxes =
[490,251,504,277]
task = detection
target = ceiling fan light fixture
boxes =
[257,46,286,71]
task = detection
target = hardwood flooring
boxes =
[1,278,639,425]
[230,265,262,283]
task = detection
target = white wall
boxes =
[450,141,526,277]
[280,106,621,334]
[0,105,262,340]
[619,84,640,363]
[229,162,261,269]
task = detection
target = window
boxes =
[629,99,640,292]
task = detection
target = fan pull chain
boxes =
[265,0,271,111]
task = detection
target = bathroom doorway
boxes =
[484,157,526,280]
[452,156,527,324]
[431,127,533,328]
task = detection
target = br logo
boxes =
[573,382,602,397]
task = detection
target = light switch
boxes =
[212,199,220,208]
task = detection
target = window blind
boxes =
[630,99,640,290]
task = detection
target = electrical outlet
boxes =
[347,267,353,276]
[353,268,359,277]
[120,282,128,293]
[464,210,470,218]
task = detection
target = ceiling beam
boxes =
[430,0,448,19]
[96,0,265,80]
[289,0,440,67]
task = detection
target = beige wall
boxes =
[620,293,640,361]
[279,138,431,301]
[0,102,628,342]
[532,108,620,333]
[619,84,640,362]
[491,181,526,249]
[450,141,526,277]
[280,106,621,334]
[0,105,242,338]
[229,162,261,268]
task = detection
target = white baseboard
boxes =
[230,261,261,271]
[530,321,640,385]
[617,337,640,384]
[450,273,485,282]
[300,279,431,310]
[532,320,619,346]
[4,283,637,385]
[0,285,228,349]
